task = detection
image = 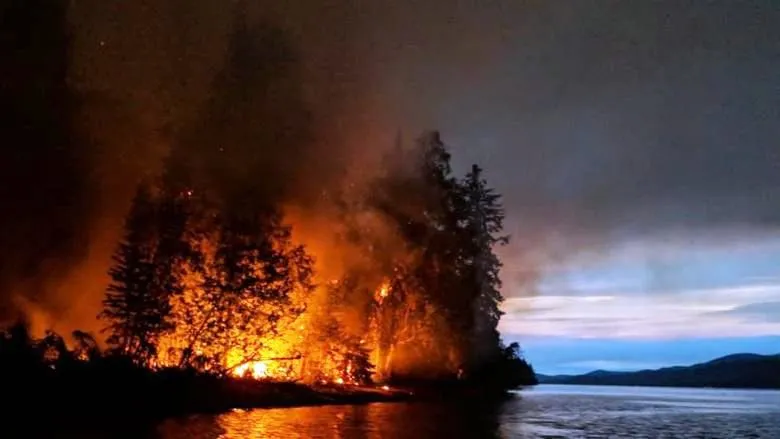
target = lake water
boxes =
[30,385,780,438]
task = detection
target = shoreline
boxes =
[9,378,416,422]
[11,376,524,426]
[190,382,416,413]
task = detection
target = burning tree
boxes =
[159,205,315,376]
[350,131,527,384]
[102,141,317,378]
[300,278,375,385]
[364,131,472,379]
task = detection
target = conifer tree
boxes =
[461,164,509,366]
[369,131,535,385]
[370,131,470,377]
[100,182,164,365]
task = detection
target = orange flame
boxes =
[234,361,269,379]
[375,281,390,304]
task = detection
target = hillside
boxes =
[538,353,780,389]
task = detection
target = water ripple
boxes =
[154,385,780,438]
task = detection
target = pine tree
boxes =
[369,131,471,377]
[415,132,479,373]
[100,181,164,365]
[461,164,509,366]
[370,131,530,384]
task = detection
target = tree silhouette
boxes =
[369,131,476,377]
[101,181,167,365]
[461,164,509,367]
[367,132,535,386]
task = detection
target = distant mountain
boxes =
[538,353,780,389]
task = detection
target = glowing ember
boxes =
[375,281,390,303]
[234,361,269,379]
[381,385,390,391]
[334,377,345,385]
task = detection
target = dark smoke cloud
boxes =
[173,12,312,204]
[3,0,779,331]
[264,0,779,291]
[12,0,380,333]
[0,0,94,322]
[411,1,780,241]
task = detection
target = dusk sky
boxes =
[424,2,780,374]
[3,1,778,375]
[352,1,780,374]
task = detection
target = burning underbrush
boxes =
[0,322,414,423]
[152,273,424,387]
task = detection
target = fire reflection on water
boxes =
[156,401,500,439]
[154,387,780,439]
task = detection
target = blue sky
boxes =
[511,336,780,376]
[498,232,780,375]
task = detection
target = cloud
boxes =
[500,282,780,339]
[708,301,780,324]
[431,1,780,287]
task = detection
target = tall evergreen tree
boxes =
[414,132,483,373]
[369,131,534,386]
[100,182,165,365]
[461,164,509,366]
[369,131,472,377]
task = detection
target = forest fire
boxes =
[150,269,398,385]
[92,130,534,392]
[0,1,540,422]
[217,278,400,384]
[0,125,537,416]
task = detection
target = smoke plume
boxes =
[4,0,779,338]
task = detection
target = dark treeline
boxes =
[539,354,780,389]
[0,322,413,424]
[0,0,535,417]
